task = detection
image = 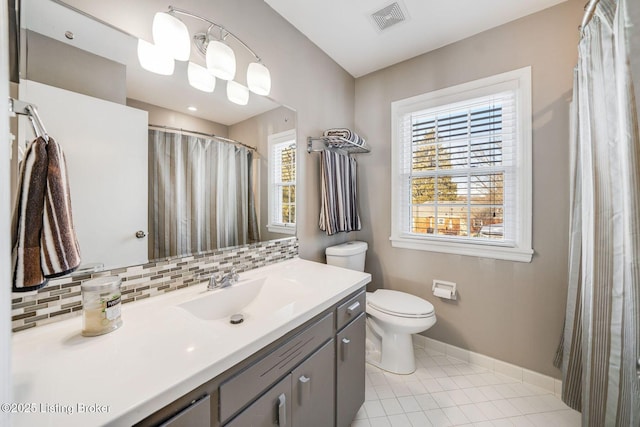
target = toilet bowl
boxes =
[365,289,436,374]
[325,241,437,375]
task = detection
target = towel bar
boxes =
[307,136,370,154]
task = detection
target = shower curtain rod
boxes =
[580,0,600,36]
[148,124,257,152]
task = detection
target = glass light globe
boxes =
[188,62,215,92]
[137,39,174,75]
[247,62,271,96]
[152,12,191,61]
[227,81,249,105]
[206,40,236,80]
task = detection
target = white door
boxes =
[19,80,148,270]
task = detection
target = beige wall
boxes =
[353,0,583,377]
[126,98,229,137]
[25,31,126,104]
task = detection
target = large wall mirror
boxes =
[14,0,297,272]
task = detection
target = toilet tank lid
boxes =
[368,289,434,316]
[325,241,368,256]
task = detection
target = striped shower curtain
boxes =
[148,130,259,259]
[319,150,361,235]
[558,0,640,425]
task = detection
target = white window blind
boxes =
[268,130,296,233]
[399,91,516,243]
[391,67,533,262]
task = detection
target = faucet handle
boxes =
[208,273,222,288]
[230,269,239,282]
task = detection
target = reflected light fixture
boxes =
[187,62,215,92]
[141,5,272,103]
[227,81,249,106]
[137,39,174,75]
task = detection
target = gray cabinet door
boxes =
[335,313,366,427]
[291,339,335,427]
[225,375,292,427]
[158,395,210,427]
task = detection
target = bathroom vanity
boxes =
[10,259,370,427]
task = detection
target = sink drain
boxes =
[230,314,244,325]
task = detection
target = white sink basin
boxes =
[179,277,267,320]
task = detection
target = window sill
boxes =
[390,235,533,262]
[267,224,296,235]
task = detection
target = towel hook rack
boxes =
[8,97,50,142]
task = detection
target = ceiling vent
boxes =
[370,2,408,32]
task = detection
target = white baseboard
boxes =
[412,335,563,398]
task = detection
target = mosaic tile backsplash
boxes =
[11,237,299,332]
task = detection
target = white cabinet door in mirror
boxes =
[18,80,148,270]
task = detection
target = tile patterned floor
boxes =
[351,347,581,427]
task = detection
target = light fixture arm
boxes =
[168,6,263,63]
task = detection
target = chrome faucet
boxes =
[207,269,239,290]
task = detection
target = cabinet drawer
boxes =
[219,312,334,423]
[336,290,365,331]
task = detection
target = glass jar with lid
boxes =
[81,276,123,336]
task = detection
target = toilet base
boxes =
[365,332,417,375]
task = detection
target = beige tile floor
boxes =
[351,347,581,427]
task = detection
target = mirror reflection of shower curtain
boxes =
[148,130,259,259]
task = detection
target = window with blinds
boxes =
[391,67,533,262]
[268,130,297,234]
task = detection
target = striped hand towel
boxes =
[41,137,81,278]
[319,150,362,235]
[323,128,366,147]
[12,137,49,291]
[12,137,81,292]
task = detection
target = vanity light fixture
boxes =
[142,5,272,102]
[187,106,198,112]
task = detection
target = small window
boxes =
[391,67,533,262]
[268,129,296,234]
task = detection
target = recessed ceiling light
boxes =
[187,106,197,111]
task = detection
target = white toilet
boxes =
[326,241,437,374]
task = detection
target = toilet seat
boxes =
[367,289,434,318]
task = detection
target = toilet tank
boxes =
[325,241,368,272]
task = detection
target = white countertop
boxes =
[10,258,371,427]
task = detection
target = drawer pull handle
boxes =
[341,338,351,361]
[298,375,311,404]
[347,301,361,315]
[277,393,287,426]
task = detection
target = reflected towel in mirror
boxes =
[12,136,81,292]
